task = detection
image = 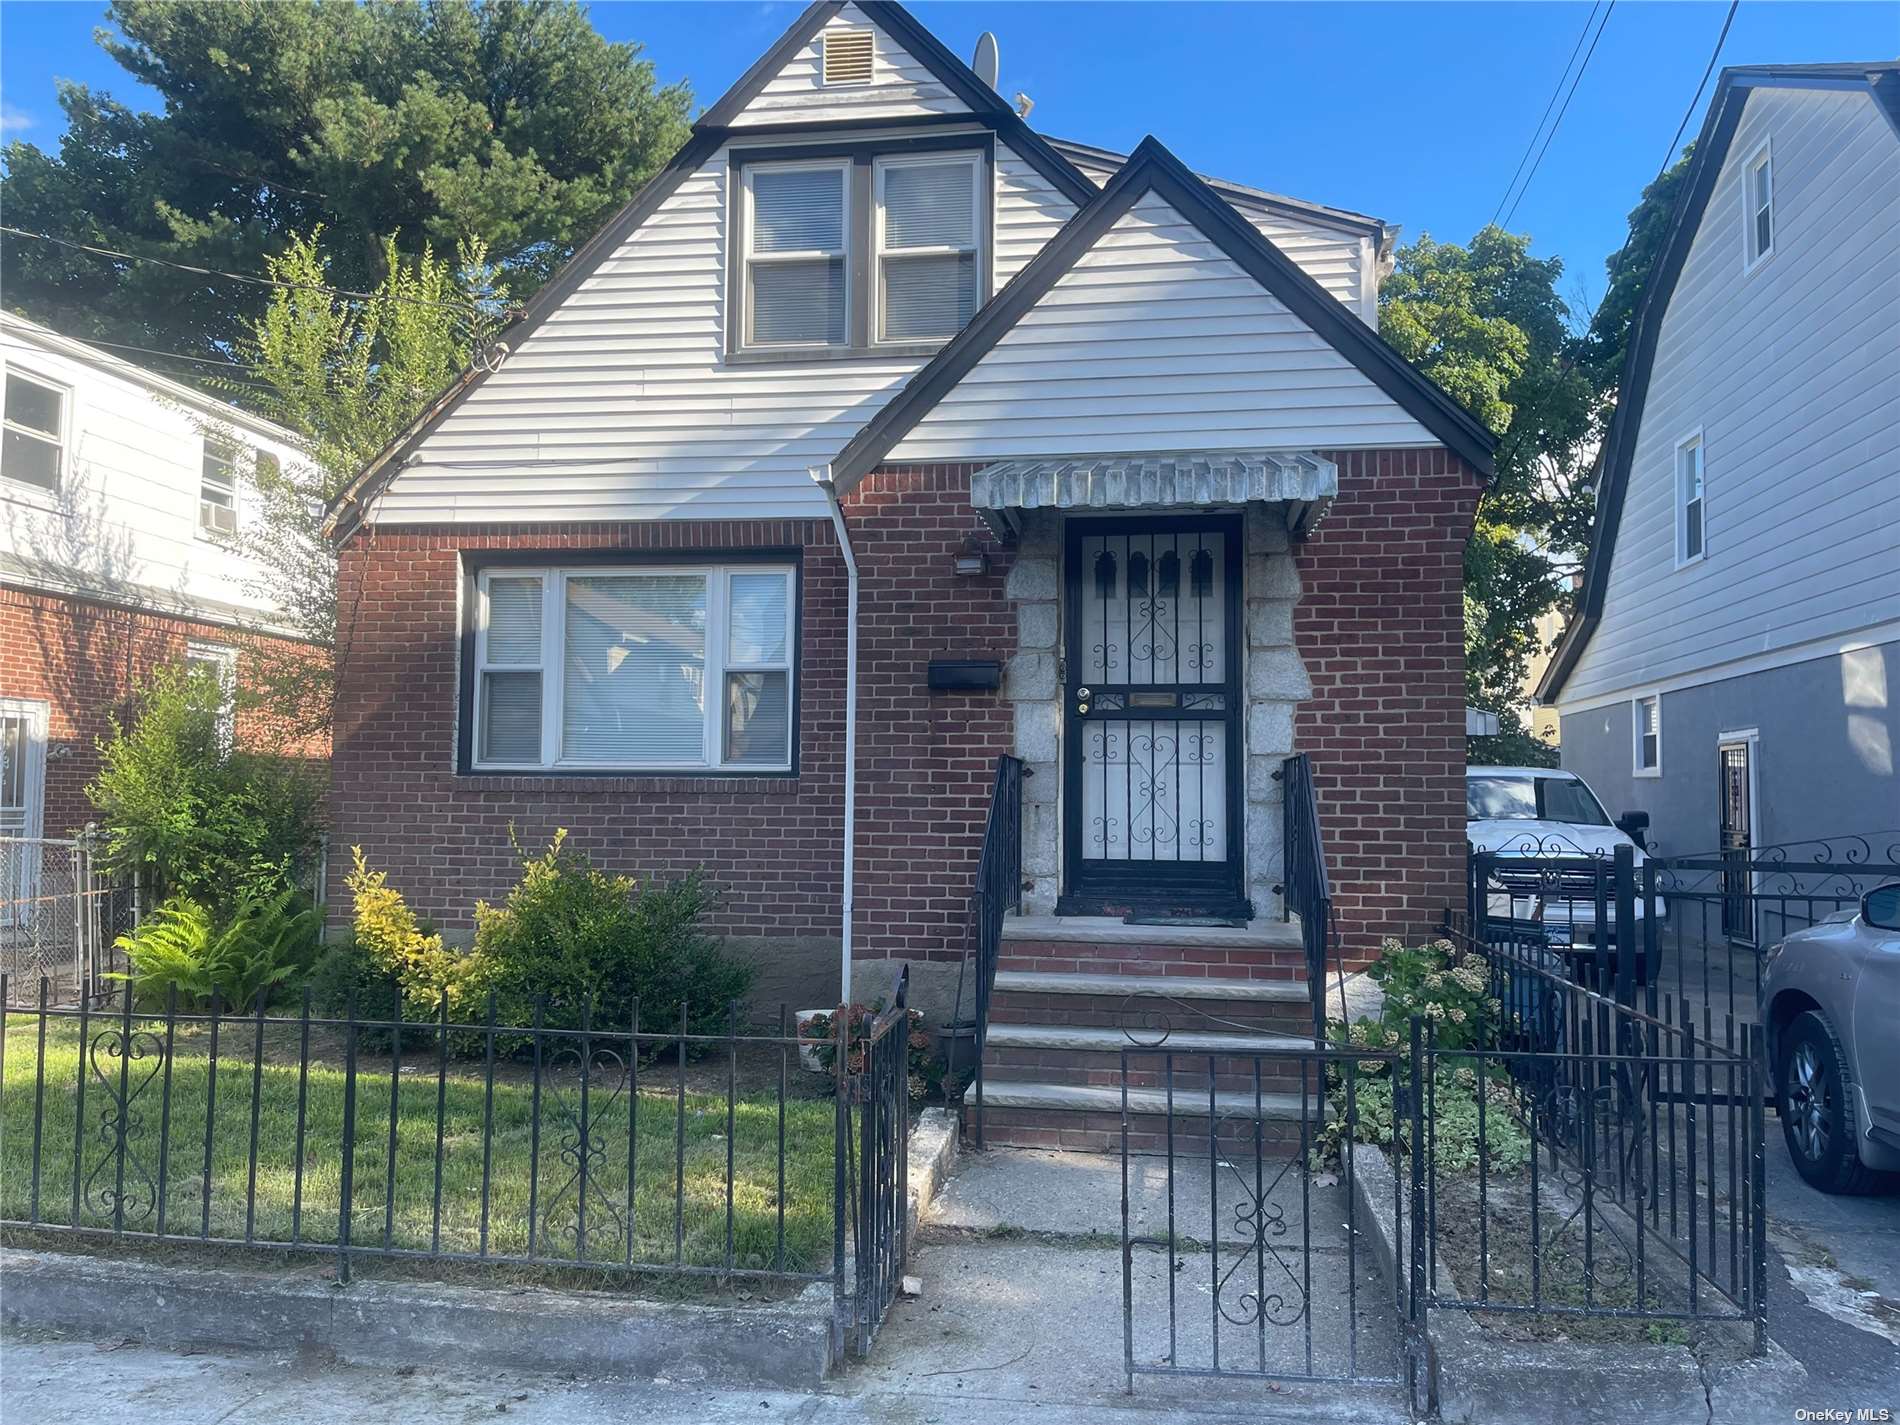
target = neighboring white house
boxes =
[1,311,315,842]
[1538,63,1900,860]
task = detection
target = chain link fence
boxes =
[1,832,138,1008]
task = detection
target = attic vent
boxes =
[823,30,875,86]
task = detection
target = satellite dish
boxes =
[972,32,999,91]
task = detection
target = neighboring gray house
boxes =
[1538,62,1900,859]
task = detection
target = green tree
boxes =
[1,0,690,365]
[195,229,505,736]
[1580,149,1695,389]
[1380,228,1600,715]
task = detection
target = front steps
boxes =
[968,915,1326,1153]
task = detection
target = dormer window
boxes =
[729,136,992,360]
[1743,141,1773,269]
[876,155,980,342]
[822,29,874,86]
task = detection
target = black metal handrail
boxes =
[952,755,1023,1147]
[1279,753,1334,1038]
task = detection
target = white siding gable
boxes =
[1061,149,1380,322]
[374,134,1078,525]
[885,191,1434,463]
[729,5,967,128]
[0,321,306,633]
[1560,84,1900,707]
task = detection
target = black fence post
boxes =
[338,989,358,1285]
[1407,1014,1429,1409]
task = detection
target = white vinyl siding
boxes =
[1058,148,1380,322]
[0,317,304,632]
[886,191,1435,462]
[472,565,795,773]
[1559,85,1900,707]
[731,5,966,127]
[376,135,1076,525]
[875,154,980,342]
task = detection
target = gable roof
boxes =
[1537,60,1900,703]
[829,135,1495,490]
[1040,134,1393,249]
[324,0,1096,541]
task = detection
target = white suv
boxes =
[1466,766,1657,952]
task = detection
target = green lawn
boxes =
[1,1019,837,1277]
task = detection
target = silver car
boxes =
[1761,882,1900,1193]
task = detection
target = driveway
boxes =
[1761,1110,1900,1396]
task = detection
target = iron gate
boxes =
[1118,1029,1423,1395]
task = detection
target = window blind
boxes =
[728,572,789,664]
[880,160,976,340]
[562,575,708,764]
[484,577,543,664]
[752,168,844,252]
[882,162,972,248]
[882,253,976,340]
[752,259,846,345]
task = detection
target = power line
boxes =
[1490,1,1603,230]
[0,225,491,319]
[1588,0,1740,328]
[1501,1,1617,231]
[1655,0,1739,176]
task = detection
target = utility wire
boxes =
[1501,1,1617,231]
[0,225,492,319]
[1490,1,1603,230]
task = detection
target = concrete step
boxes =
[985,1022,1312,1055]
[970,1079,1322,1154]
[991,970,1310,1002]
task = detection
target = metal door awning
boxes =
[969,452,1337,538]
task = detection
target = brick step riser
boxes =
[969,1105,1311,1157]
[999,943,1307,981]
[988,992,1314,1035]
[984,1042,1326,1078]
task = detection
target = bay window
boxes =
[471,563,796,772]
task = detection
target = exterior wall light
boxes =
[954,536,989,577]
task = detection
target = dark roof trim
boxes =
[327,0,1096,541]
[1042,134,1391,242]
[1537,61,1900,703]
[830,134,1495,491]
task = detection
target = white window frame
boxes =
[471,564,797,774]
[0,696,49,841]
[1742,139,1774,273]
[200,438,240,537]
[741,158,852,352]
[185,642,239,751]
[1673,429,1706,568]
[1632,692,1662,778]
[2,367,70,497]
[872,152,983,347]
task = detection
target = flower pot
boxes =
[795,1009,830,1073]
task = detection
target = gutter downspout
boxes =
[810,464,858,1005]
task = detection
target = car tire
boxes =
[1778,1010,1896,1195]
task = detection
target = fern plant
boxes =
[112,889,320,1010]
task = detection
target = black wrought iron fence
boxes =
[1434,913,1766,1340]
[0,972,917,1358]
[956,753,1023,1147]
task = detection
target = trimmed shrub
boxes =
[343,848,493,1019]
[474,831,753,1038]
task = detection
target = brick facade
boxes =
[329,469,1016,969]
[1294,448,1485,961]
[0,584,329,839]
[329,448,1476,989]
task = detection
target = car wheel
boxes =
[1778,1011,1895,1195]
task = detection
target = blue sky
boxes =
[2,1,1894,321]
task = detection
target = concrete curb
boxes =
[1347,1145,1809,1425]
[0,1248,834,1390]
[906,1106,959,1242]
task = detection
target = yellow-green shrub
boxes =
[345,847,493,1017]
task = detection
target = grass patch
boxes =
[2,1018,837,1278]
